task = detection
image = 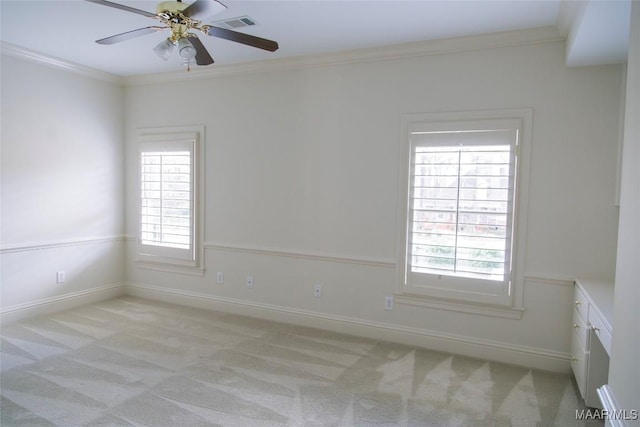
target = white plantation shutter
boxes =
[406,123,519,298]
[398,111,531,310]
[139,138,195,262]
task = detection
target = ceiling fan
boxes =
[86,0,279,69]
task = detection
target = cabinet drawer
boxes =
[573,286,589,321]
[589,309,612,355]
[572,307,589,348]
[571,329,588,398]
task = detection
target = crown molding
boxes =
[124,26,564,86]
[1,26,564,87]
[0,41,122,84]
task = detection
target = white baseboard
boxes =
[597,385,636,427]
[0,283,125,324]
[125,282,571,373]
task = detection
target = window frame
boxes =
[136,125,204,275]
[396,109,532,315]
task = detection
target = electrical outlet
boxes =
[385,296,394,311]
[216,272,224,284]
[313,283,322,297]
[246,275,254,288]
[56,271,66,284]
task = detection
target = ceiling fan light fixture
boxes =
[153,38,174,60]
[177,37,197,61]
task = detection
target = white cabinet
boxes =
[571,278,614,408]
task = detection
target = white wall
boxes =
[124,39,623,371]
[0,20,630,399]
[609,1,640,421]
[0,54,125,320]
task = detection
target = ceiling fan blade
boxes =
[85,0,157,18]
[189,36,215,65]
[205,26,279,52]
[182,0,227,20]
[96,27,166,45]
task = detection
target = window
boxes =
[140,143,192,258]
[138,126,203,274]
[397,110,531,311]
[411,132,515,282]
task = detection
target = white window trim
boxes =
[395,109,532,317]
[136,125,205,276]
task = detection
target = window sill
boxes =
[395,293,524,319]
[136,260,205,277]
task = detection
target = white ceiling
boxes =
[0,0,632,77]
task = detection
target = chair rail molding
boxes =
[204,241,396,268]
[0,235,127,254]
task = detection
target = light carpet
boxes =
[0,296,600,426]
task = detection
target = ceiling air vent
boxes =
[211,16,257,29]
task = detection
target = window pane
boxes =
[140,150,192,250]
[409,142,512,281]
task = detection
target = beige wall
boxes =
[123,39,623,371]
[610,0,640,421]
[1,55,125,314]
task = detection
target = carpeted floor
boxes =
[1,297,601,426]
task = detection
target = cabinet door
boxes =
[571,328,588,398]
[584,328,609,408]
[589,309,612,355]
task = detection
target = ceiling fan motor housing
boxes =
[156,1,188,14]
